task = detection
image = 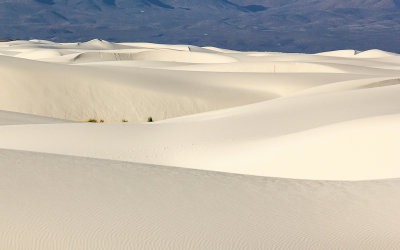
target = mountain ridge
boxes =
[0,0,399,52]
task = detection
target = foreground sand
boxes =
[0,40,400,249]
[1,149,400,249]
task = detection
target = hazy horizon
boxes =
[1,0,399,53]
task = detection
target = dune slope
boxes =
[1,149,400,249]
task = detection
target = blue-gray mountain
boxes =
[0,0,399,52]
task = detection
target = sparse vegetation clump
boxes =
[87,118,155,123]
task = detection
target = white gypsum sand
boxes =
[1,149,400,249]
[0,39,400,249]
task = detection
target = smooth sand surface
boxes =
[0,110,72,125]
[1,39,400,249]
[1,149,400,249]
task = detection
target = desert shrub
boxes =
[147,117,153,122]
[122,119,128,122]
[100,120,104,123]
[88,119,98,123]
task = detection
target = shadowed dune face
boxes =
[364,78,400,89]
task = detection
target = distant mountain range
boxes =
[0,0,399,52]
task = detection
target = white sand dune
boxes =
[1,39,400,249]
[317,49,398,58]
[0,39,399,178]
[355,49,399,58]
[1,88,399,180]
[1,149,400,249]
[0,55,372,122]
[317,49,360,57]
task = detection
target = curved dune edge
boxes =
[0,113,399,180]
[1,149,400,249]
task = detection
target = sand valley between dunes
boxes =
[0,39,400,249]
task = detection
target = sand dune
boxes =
[317,49,360,57]
[356,49,399,58]
[1,40,399,123]
[0,86,399,180]
[0,39,399,177]
[1,40,400,248]
[1,149,400,249]
[0,57,369,122]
